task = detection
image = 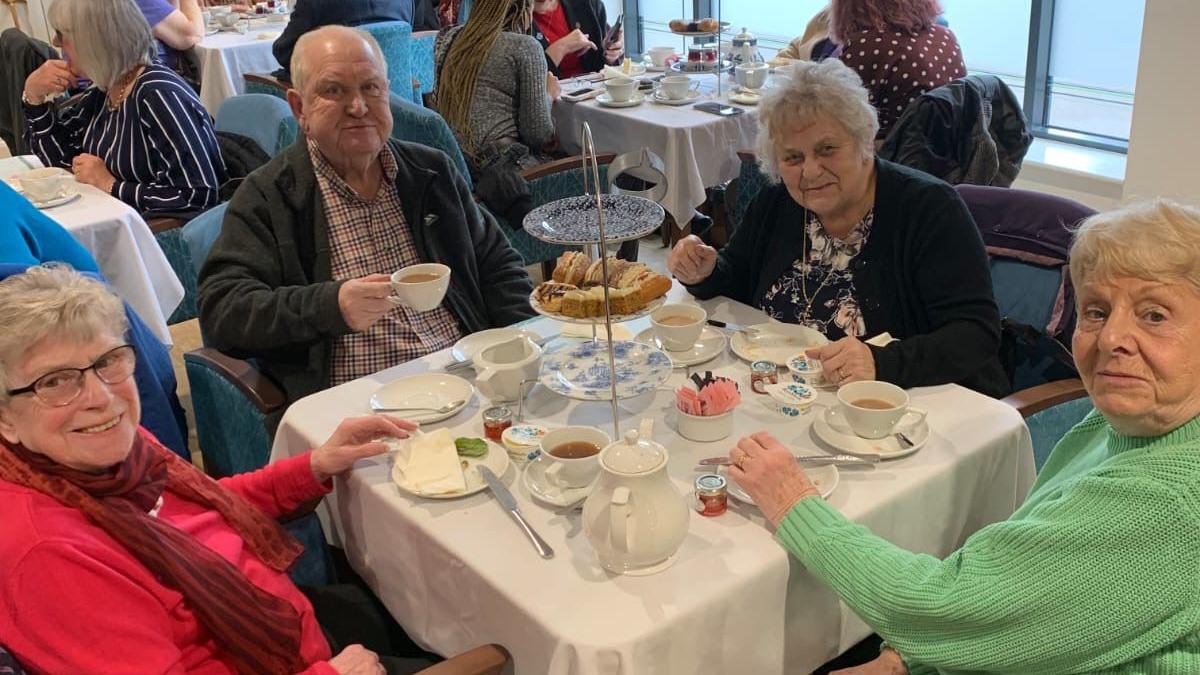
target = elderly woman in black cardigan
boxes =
[669,59,1007,397]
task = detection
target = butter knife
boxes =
[697,453,880,467]
[477,466,554,559]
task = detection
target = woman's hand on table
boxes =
[328,644,386,674]
[546,72,562,100]
[727,432,821,527]
[808,335,875,386]
[23,59,75,102]
[310,415,417,483]
[71,154,117,193]
[667,235,717,284]
[546,29,596,64]
[830,648,909,675]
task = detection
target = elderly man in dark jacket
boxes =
[200,25,534,405]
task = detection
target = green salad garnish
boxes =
[454,437,488,458]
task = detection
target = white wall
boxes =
[1121,0,1200,206]
[1,0,54,43]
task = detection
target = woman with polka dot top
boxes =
[831,0,966,141]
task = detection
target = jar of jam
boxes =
[481,406,513,442]
[750,360,778,394]
[694,474,728,516]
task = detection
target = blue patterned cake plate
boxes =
[523,194,665,245]
[539,340,672,400]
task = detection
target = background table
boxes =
[195,23,286,116]
[553,74,758,230]
[0,156,184,344]
[269,286,1036,674]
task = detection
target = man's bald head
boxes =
[290,25,388,93]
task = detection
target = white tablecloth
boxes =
[553,74,758,227]
[195,23,286,116]
[0,156,184,345]
[269,286,1036,674]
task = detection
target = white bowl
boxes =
[676,408,734,442]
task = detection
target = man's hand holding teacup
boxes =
[338,273,394,331]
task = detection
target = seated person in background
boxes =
[531,0,623,79]
[668,60,1007,397]
[21,0,225,215]
[134,0,206,68]
[272,0,432,84]
[773,5,837,63]
[0,265,434,673]
[831,0,966,140]
[732,199,1200,675]
[199,26,535,405]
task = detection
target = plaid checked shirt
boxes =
[309,140,464,386]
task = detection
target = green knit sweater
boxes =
[777,410,1200,674]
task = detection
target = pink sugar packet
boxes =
[675,373,741,417]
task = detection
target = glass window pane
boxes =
[638,0,689,54]
[712,0,827,57]
[939,0,1032,79]
[1046,0,1144,140]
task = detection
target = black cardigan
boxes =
[198,139,535,404]
[688,159,1009,397]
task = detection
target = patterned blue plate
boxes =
[539,340,672,400]
[523,194,665,245]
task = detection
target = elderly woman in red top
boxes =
[831,0,966,140]
[0,265,417,674]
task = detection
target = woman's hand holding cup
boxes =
[667,235,717,284]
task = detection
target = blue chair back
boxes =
[360,20,418,104]
[728,153,772,235]
[388,93,472,187]
[1026,396,1093,472]
[410,30,437,101]
[182,202,229,281]
[214,94,297,158]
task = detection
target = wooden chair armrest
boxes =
[146,217,185,234]
[521,153,616,181]
[1001,378,1088,418]
[184,347,287,415]
[244,72,290,92]
[418,644,510,675]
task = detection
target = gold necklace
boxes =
[105,67,142,111]
[798,208,839,324]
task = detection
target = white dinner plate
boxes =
[633,326,726,368]
[523,456,593,508]
[370,373,473,424]
[729,323,828,364]
[728,91,761,105]
[30,190,81,210]
[391,438,510,499]
[596,91,645,108]
[451,327,540,362]
[540,339,672,400]
[651,90,701,106]
[602,63,648,78]
[812,406,929,459]
[727,463,838,505]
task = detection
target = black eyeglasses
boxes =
[6,344,138,407]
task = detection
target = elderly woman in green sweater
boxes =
[732,198,1200,675]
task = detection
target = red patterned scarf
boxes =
[0,429,308,674]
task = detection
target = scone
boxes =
[554,251,590,286]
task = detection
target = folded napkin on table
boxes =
[394,428,466,495]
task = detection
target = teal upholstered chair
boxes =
[360,20,419,104]
[388,93,472,186]
[411,30,438,105]
[726,150,773,236]
[243,72,288,100]
[214,94,297,157]
[1003,379,1091,473]
[511,154,616,278]
[154,225,196,325]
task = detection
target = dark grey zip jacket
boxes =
[198,138,534,404]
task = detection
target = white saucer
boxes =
[633,326,726,368]
[652,90,701,106]
[370,373,474,424]
[451,327,540,362]
[523,456,593,508]
[729,323,828,363]
[727,463,838,504]
[813,406,929,459]
[729,91,761,105]
[30,190,81,209]
[596,91,645,108]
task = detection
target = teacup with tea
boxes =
[829,380,927,440]
[389,263,451,311]
[538,426,610,489]
[650,303,705,351]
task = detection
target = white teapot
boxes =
[472,336,541,402]
[583,423,689,575]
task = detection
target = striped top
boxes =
[24,64,225,215]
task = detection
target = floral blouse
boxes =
[759,210,874,340]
